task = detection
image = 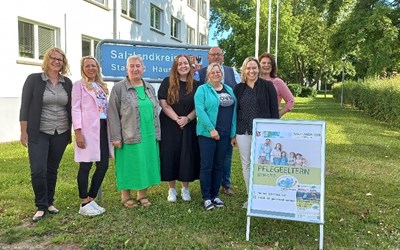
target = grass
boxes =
[0,94,399,249]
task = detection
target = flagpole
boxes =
[267,0,272,53]
[275,0,280,65]
[255,0,260,57]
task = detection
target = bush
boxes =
[288,84,302,97]
[299,87,317,97]
[287,84,317,98]
[332,78,400,124]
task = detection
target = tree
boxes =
[330,0,399,78]
[210,0,400,84]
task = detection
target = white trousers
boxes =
[236,134,252,193]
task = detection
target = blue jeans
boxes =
[198,135,230,200]
[28,131,69,211]
[221,144,233,189]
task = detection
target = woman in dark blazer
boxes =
[233,57,279,208]
[19,47,72,222]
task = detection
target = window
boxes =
[86,0,108,7]
[121,0,136,19]
[94,0,106,5]
[199,0,207,17]
[187,26,195,44]
[187,0,196,9]
[18,19,58,60]
[199,33,207,45]
[150,4,162,30]
[171,16,180,39]
[82,36,100,57]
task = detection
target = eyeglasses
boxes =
[50,56,64,63]
[210,71,222,75]
[209,53,224,57]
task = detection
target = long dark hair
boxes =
[167,55,194,105]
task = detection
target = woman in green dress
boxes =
[108,55,161,208]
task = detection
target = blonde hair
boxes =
[41,47,71,76]
[240,57,261,82]
[80,56,108,94]
[167,55,194,105]
[206,62,224,82]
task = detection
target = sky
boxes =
[208,23,231,46]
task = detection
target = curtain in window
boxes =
[38,26,55,59]
[18,21,34,58]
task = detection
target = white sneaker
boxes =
[181,188,191,201]
[79,201,103,216]
[90,200,105,213]
[212,197,224,208]
[204,199,214,211]
[167,188,177,202]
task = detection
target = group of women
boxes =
[20,47,294,221]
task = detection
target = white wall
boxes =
[0,0,209,142]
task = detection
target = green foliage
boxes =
[288,84,317,97]
[299,86,318,97]
[288,84,302,96]
[332,77,400,123]
[211,0,400,85]
[330,1,400,78]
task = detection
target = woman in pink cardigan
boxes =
[72,56,113,216]
[259,53,295,117]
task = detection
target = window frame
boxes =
[150,4,163,31]
[199,33,207,45]
[170,16,181,40]
[187,25,195,45]
[84,0,109,10]
[82,36,101,57]
[18,18,59,61]
[187,0,196,10]
[199,0,207,18]
[121,0,137,20]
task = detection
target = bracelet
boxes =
[187,116,191,122]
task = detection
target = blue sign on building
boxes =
[97,39,211,81]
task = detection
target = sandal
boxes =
[222,187,235,196]
[137,196,152,207]
[121,198,139,208]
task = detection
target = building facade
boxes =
[0,0,209,142]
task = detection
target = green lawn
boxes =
[0,95,399,249]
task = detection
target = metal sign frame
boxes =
[245,119,326,250]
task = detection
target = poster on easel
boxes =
[246,119,326,248]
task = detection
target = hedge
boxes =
[288,84,317,98]
[332,78,400,124]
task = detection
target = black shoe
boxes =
[32,211,45,222]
